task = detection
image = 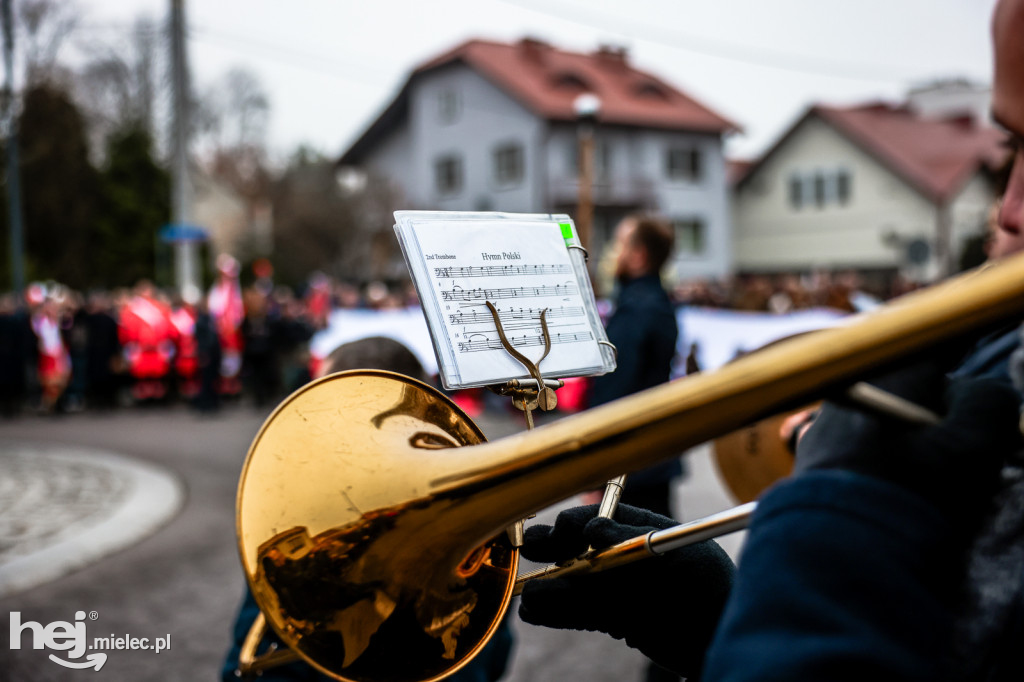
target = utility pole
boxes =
[1,0,24,296]
[169,0,200,302]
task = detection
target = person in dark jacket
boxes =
[193,300,222,414]
[590,214,681,520]
[0,293,36,416]
[83,291,122,410]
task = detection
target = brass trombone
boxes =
[236,254,1024,682]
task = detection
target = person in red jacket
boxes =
[118,280,179,401]
[169,294,200,399]
[208,254,245,397]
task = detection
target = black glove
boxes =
[795,362,1022,526]
[518,504,735,679]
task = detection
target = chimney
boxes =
[594,44,628,67]
[518,37,549,64]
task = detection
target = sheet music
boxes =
[395,212,614,389]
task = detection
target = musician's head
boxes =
[318,336,427,382]
[613,214,674,281]
[990,0,1024,258]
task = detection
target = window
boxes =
[789,174,803,209]
[666,147,703,182]
[813,172,827,208]
[435,155,462,195]
[788,168,853,211]
[673,218,706,256]
[438,90,459,124]
[493,144,524,186]
[836,169,852,204]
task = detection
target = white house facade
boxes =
[339,38,739,284]
[732,103,1009,287]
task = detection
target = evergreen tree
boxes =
[17,84,100,288]
[95,125,170,288]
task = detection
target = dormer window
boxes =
[552,72,590,92]
[635,81,668,100]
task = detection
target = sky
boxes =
[76,0,1001,164]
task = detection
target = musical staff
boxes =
[448,305,585,326]
[457,331,594,353]
[434,264,572,278]
[441,283,577,302]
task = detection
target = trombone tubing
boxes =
[513,383,939,593]
[433,256,1024,543]
[513,502,758,594]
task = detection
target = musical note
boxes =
[441,283,577,302]
[448,305,585,325]
[457,331,594,353]
[432,264,572,278]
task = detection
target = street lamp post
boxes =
[574,93,601,253]
[169,0,201,303]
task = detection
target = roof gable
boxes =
[420,38,739,133]
[737,103,1010,203]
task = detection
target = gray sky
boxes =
[80,0,1000,163]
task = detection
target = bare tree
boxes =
[193,66,269,159]
[74,16,166,162]
[270,154,406,286]
[18,0,78,86]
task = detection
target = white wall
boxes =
[733,116,940,273]
[409,65,544,212]
[950,173,997,263]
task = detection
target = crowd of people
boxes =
[0,257,337,417]
[670,269,918,314]
[0,254,918,420]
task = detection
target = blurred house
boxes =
[192,166,274,270]
[337,37,739,282]
[193,172,248,260]
[732,84,1010,290]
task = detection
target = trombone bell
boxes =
[237,371,517,682]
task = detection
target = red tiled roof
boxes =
[740,102,1009,202]
[416,38,739,133]
[815,103,1009,201]
[726,159,755,186]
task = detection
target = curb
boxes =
[0,445,185,598]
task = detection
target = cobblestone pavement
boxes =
[0,402,742,681]
[0,448,131,558]
[0,444,184,597]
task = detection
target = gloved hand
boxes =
[518,504,735,679]
[795,361,1022,526]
